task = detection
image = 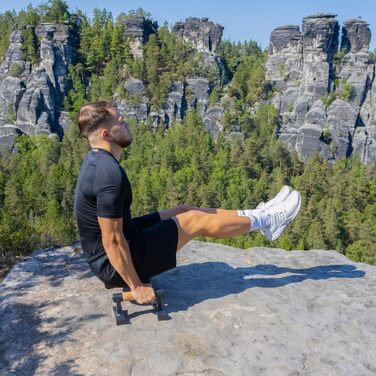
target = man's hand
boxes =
[132,283,156,304]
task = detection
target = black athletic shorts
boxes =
[104,211,179,288]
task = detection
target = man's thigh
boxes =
[131,211,161,229]
[102,217,178,288]
[137,218,179,280]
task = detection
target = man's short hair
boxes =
[77,100,117,139]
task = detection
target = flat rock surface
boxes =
[1,240,376,376]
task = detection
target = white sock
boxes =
[237,209,271,231]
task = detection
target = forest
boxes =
[0,1,375,279]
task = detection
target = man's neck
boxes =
[90,143,122,162]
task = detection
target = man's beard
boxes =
[110,127,132,148]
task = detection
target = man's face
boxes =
[106,108,132,148]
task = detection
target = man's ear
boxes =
[101,127,112,141]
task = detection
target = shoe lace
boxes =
[272,209,287,226]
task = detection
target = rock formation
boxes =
[1,240,375,375]
[2,13,375,162]
[0,22,78,151]
[123,15,158,59]
[115,16,226,136]
[266,14,376,164]
[172,17,224,53]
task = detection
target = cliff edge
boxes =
[0,240,375,375]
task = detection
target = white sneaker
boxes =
[256,185,292,211]
[263,190,301,241]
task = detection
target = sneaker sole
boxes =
[267,191,302,241]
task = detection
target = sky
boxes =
[1,0,376,51]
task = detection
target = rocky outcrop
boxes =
[173,17,226,88]
[0,28,31,80]
[123,15,158,59]
[111,16,227,136]
[1,240,375,375]
[266,14,376,164]
[116,78,148,122]
[0,22,77,152]
[172,17,223,53]
[116,76,226,137]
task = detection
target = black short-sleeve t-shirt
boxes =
[74,147,141,277]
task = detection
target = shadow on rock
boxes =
[0,300,101,375]
[0,251,92,301]
[152,262,366,314]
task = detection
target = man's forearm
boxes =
[104,237,142,289]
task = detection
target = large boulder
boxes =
[0,240,375,375]
[164,81,186,123]
[265,25,303,92]
[117,78,149,122]
[186,77,211,117]
[341,19,372,53]
[172,17,224,53]
[123,15,158,58]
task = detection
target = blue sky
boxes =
[1,0,376,50]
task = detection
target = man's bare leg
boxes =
[171,189,302,250]
[171,210,251,252]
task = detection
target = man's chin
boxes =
[121,138,132,148]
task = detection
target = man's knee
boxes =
[174,210,208,238]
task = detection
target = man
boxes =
[74,100,301,305]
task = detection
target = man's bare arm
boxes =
[97,217,156,303]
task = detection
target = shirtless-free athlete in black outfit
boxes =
[74,147,178,288]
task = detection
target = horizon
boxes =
[0,0,375,51]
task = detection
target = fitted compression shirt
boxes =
[74,147,141,278]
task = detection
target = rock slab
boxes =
[1,240,376,375]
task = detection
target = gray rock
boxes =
[119,79,150,122]
[1,240,375,375]
[269,25,302,54]
[119,99,148,123]
[16,67,55,134]
[280,87,300,114]
[186,77,210,116]
[203,106,224,137]
[57,111,69,134]
[0,21,77,146]
[0,125,23,154]
[173,17,224,53]
[278,131,298,153]
[164,81,186,123]
[341,19,371,53]
[326,99,358,159]
[266,13,376,165]
[123,16,158,58]
[352,127,376,164]
[0,77,26,125]
[337,53,371,106]
[295,124,333,162]
[148,111,167,128]
[124,78,145,97]
[0,28,30,80]
[358,71,376,163]
[265,25,303,91]
[304,99,326,126]
[36,22,75,104]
